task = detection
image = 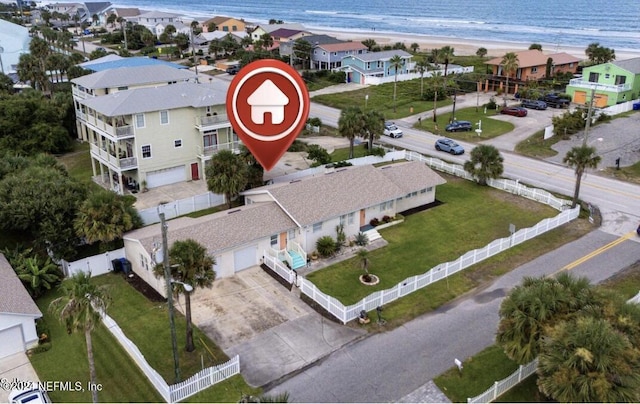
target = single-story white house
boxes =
[0,253,42,359]
[123,161,445,297]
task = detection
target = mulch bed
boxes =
[123,272,165,302]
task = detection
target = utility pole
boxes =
[191,27,198,82]
[160,211,181,383]
[583,86,597,146]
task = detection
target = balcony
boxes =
[195,113,230,130]
[568,79,631,93]
[72,86,95,100]
[80,114,135,139]
[90,143,138,170]
[196,141,240,158]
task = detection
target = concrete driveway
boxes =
[182,266,365,387]
[0,352,40,403]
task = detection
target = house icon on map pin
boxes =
[247,79,290,125]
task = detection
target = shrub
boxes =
[328,71,346,83]
[335,224,346,252]
[355,232,369,246]
[370,218,380,227]
[307,117,322,127]
[370,147,386,157]
[485,96,498,109]
[287,139,308,152]
[382,215,392,223]
[333,161,353,168]
[316,236,337,258]
[307,144,331,165]
[28,342,52,355]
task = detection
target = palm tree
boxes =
[205,150,249,209]
[363,110,385,150]
[292,39,312,69]
[259,32,274,50]
[501,52,519,106]
[356,248,370,275]
[106,13,117,28]
[362,38,376,52]
[49,272,111,404]
[476,47,488,58]
[74,190,141,249]
[430,72,445,123]
[208,39,223,59]
[338,107,365,159]
[538,316,640,403]
[438,46,455,77]
[410,43,419,53]
[563,145,601,208]
[389,55,403,112]
[17,256,61,298]
[415,57,429,98]
[153,239,215,352]
[463,145,504,186]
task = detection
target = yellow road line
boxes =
[555,231,635,274]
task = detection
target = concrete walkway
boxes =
[0,352,40,403]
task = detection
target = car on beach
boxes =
[500,106,528,117]
[435,138,465,155]
[521,99,547,110]
[383,121,403,138]
[444,120,472,132]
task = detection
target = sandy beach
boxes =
[309,27,640,60]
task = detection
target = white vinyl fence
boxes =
[264,253,297,285]
[468,292,640,402]
[101,311,240,402]
[601,98,640,116]
[138,192,225,225]
[61,248,125,277]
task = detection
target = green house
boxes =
[565,57,640,107]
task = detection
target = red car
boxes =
[500,106,528,117]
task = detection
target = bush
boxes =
[328,71,346,84]
[307,117,322,127]
[382,215,392,223]
[307,144,331,165]
[333,161,353,168]
[370,218,380,227]
[355,232,369,246]
[28,342,52,355]
[287,139,308,152]
[370,147,386,157]
[485,96,498,110]
[316,236,337,258]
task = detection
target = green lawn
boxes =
[312,79,453,120]
[514,130,562,158]
[31,273,260,403]
[56,142,93,183]
[603,160,640,185]
[307,176,558,305]
[414,106,514,141]
[330,144,373,162]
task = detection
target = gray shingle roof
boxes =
[613,57,640,74]
[72,64,196,89]
[79,81,229,116]
[246,161,445,226]
[125,202,297,255]
[350,50,412,62]
[0,253,42,317]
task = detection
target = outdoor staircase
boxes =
[288,250,306,270]
[362,228,382,243]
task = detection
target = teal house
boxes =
[339,50,413,85]
[565,57,640,107]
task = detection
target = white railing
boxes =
[263,253,296,285]
[569,78,631,92]
[101,311,240,403]
[269,247,293,269]
[195,113,230,127]
[289,241,307,265]
[139,192,226,225]
[61,248,125,277]
[467,359,539,403]
[363,66,474,85]
[196,142,240,157]
[468,292,640,402]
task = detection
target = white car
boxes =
[383,122,403,138]
[8,388,52,404]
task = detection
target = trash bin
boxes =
[120,258,132,275]
[111,259,123,273]
[633,102,640,111]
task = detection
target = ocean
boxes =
[111,0,640,52]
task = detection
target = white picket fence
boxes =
[138,191,225,225]
[467,359,539,403]
[101,311,240,402]
[264,253,297,285]
[61,248,125,277]
[468,292,640,402]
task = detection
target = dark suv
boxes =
[521,99,547,110]
[226,65,240,75]
[445,120,473,132]
[539,93,569,108]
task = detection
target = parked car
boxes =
[226,65,240,75]
[435,138,465,155]
[383,121,403,138]
[539,93,570,108]
[500,106,528,117]
[444,120,472,132]
[521,99,547,110]
[8,388,52,404]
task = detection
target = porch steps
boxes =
[288,250,306,270]
[363,228,382,243]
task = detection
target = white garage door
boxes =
[146,165,186,188]
[234,245,257,272]
[0,326,24,359]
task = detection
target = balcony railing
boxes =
[568,79,631,92]
[195,113,230,129]
[196,141,239,157]
[80,115,135,139]
[90,143,138,170]
[115,125,134,138]
[72,86,95,100]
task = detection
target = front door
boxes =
[191,163,199,180]
[360,209,366,227]
[279,232,287,250]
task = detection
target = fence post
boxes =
[493,381,499,400]
[518,364,523,381]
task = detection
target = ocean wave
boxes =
[305,10,340,15]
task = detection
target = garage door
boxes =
[234,245,257,272]
[0,326,24,359]
[573,90,586,105]
[146,165,186,188]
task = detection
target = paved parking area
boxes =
[0,352,40,403]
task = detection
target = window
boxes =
[531,67,537,73]
[160,110,169,125]
[588,72,599,83]
[569,63,574,68]
[322,51,326,56]
[141,145,151,159]
[174,139,182,148]
[420,188,427,194]
[223,26,229,31]
[203,131,217,147]
[379,201,393,211]
[427,186,433,192]
[232,25,237,31]
[615,75,627,85]
[117,86,128,91]
[411,191,418,197]
[270,234,277,246]
[313,222,322,233]
[288,229,295,240]
[605,73,610,79]
[135,113,145,128]
[340,215,346,226]
[348,212,355,225]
